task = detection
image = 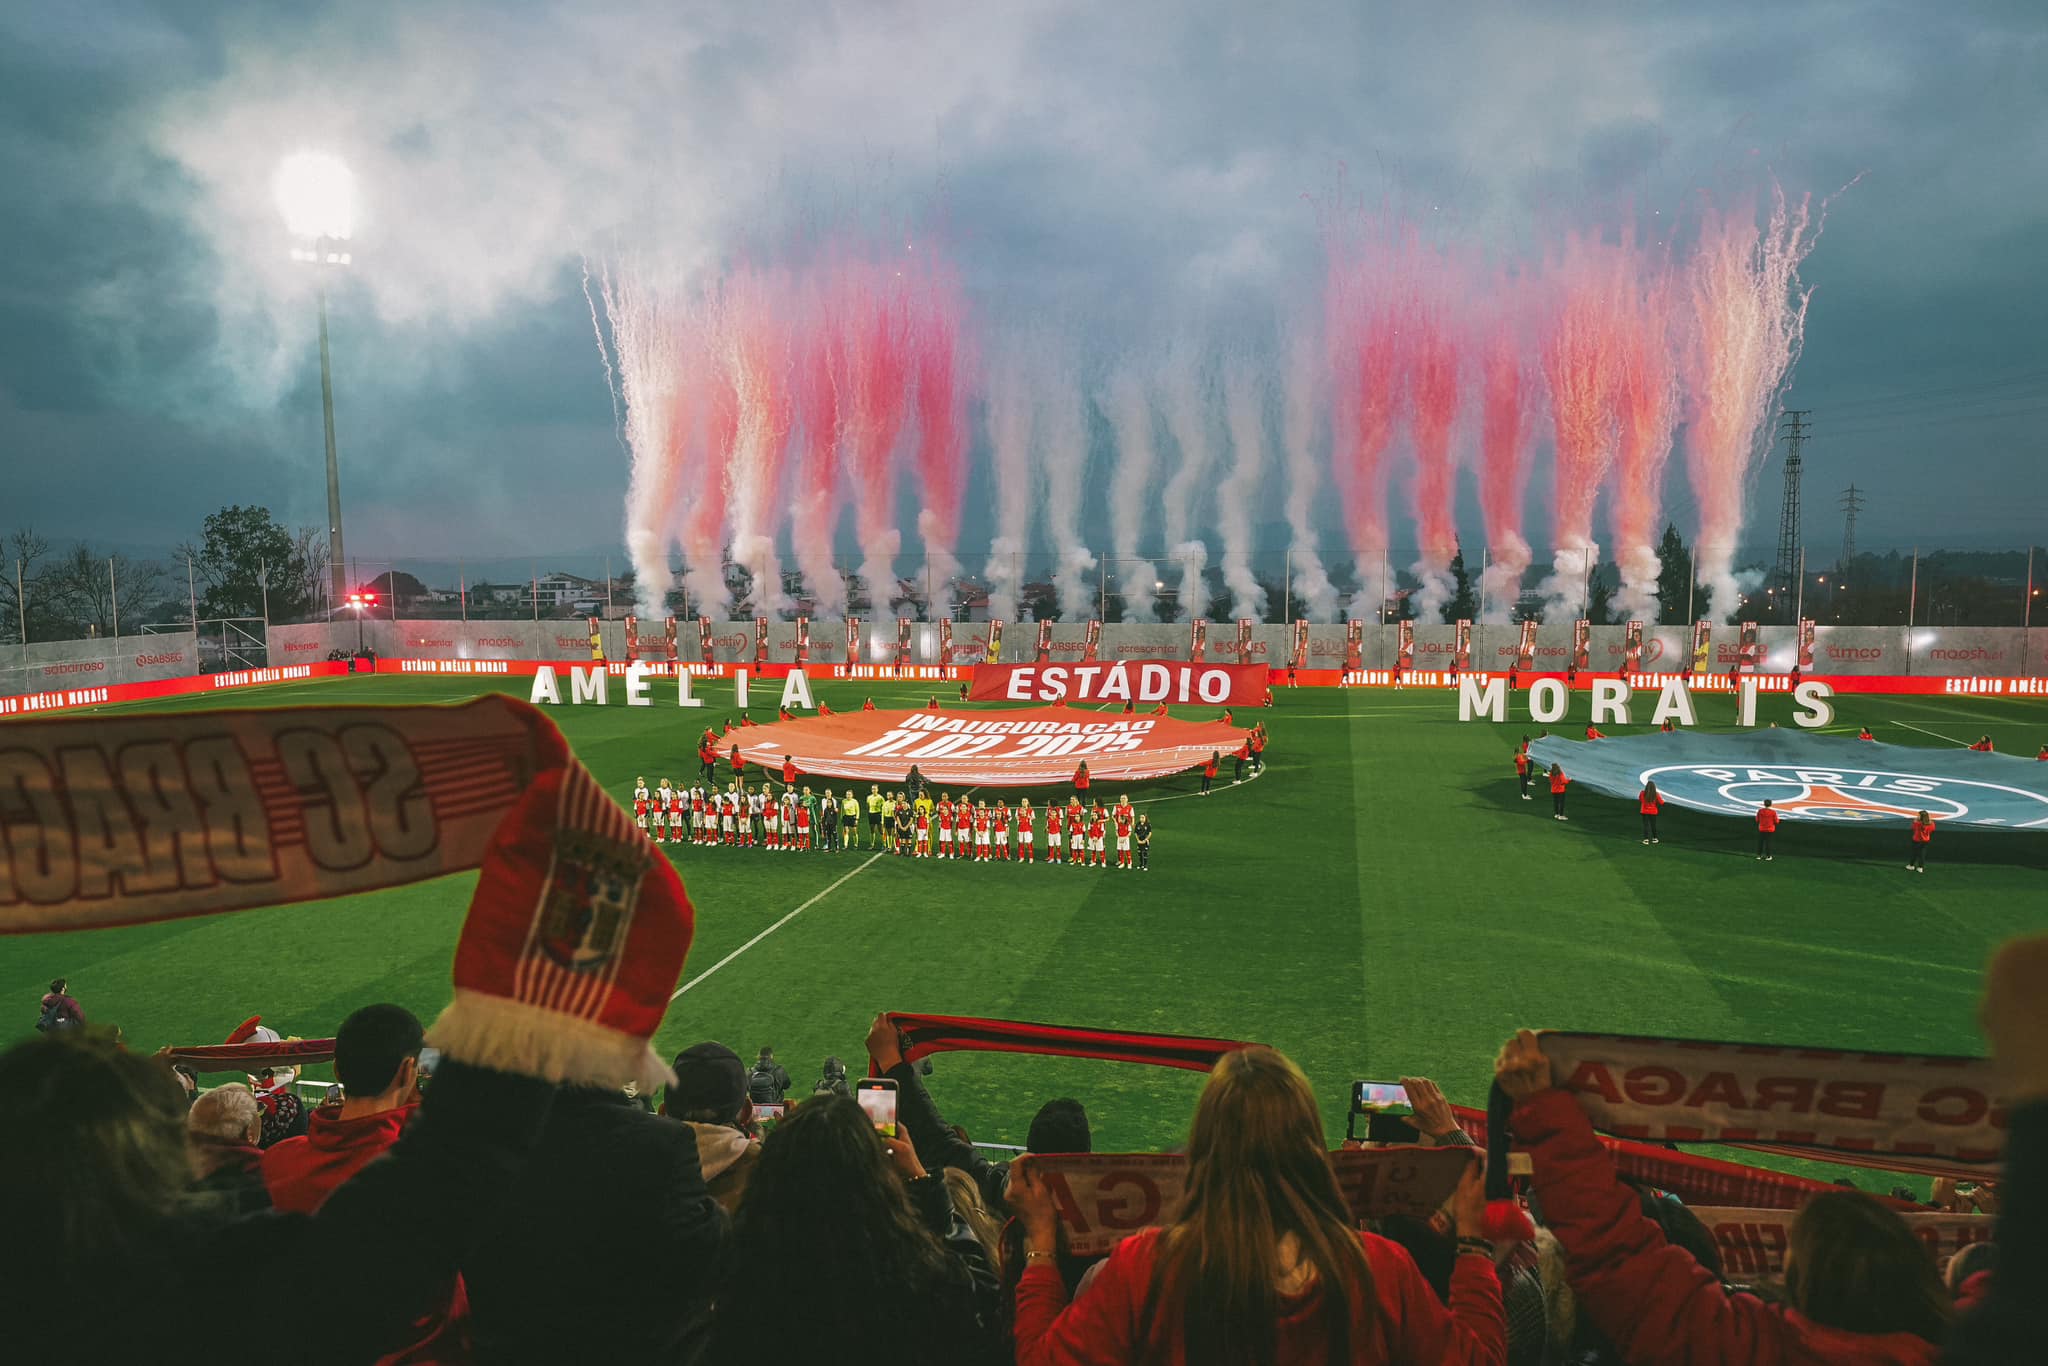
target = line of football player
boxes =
[632,780,1156,870]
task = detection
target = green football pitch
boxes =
[6,674,2045,1176]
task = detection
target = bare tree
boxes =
[1,528,56,645]
[49,543,170,637]
[289,525,331,621]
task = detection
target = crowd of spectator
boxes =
[4,936,2041,1365]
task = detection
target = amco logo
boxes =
[1638,763,2048,828]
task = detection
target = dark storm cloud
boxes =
[3,0,2043,565]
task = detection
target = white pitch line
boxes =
[670,852,886,999]
[1895,720,1970,746]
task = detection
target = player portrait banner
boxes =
[1036,620,1054,663]
[1622,621,1643,674]
[1395,620,1414,669]
[0,695,576,935]
[971,661,1269,707]
[1526,730,2048,833]
[587,616,604,662]
[1083,620,1102,662]
[1344,619,1364,671]
[1571,619,1591,671]
[939,619,954,665]
[1292,619,1310,670]
[845,616,862,664]
[1235,618,1254,664]
[895,617,913,666]
[1691,619,1712,674]
[1515,619,1538,671]
[1190,619,1207,662]
[1690,1206,1990,1286]
[753,616,770,667]
[986,620,1004,664]
[1033,1149,1473,1257]
[697,616,713,663]
[1797,618,1817,670]
[794,617,810,665]
[1738,620,1762,670]
[1539,1031,2006,1163]
[1454,619,1472,671]
[736,707,1247,786]
[624,615,640,660]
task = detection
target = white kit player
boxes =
[633,777,651,836]
[654,779,675,844]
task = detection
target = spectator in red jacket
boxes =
[1200,752,1218,796]
[1909,810,1935,872]
[1514,741,1533,800]
[781,754,798,785]
[1969,736,1993,752]
[1007,1044,1505,1365]
[1548,764,1569,821]
[1858,726,1876,741]
[1495,1029,1948,1365]
[1756,799,1780,861]
[263,1004,424,1212]
[1585,724,1606,740]
[2037,743,2047,760]
[729,744,745,777]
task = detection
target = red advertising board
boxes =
[733,707,1246,786]
[970,660,1269,707]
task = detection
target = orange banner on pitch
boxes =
[730,708,1246,787]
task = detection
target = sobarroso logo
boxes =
[1638,763,2048,827]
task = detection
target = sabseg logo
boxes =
[1639,763,2048,827]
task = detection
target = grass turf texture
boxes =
[6,675,2045,1182]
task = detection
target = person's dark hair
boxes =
[1026,1098,1091,1155]
[332,1004,424,1096]
[48,978,66,995]
[1785,1190,1952,1342]
[0,1029,189,1274]
[709,1096,978,1359]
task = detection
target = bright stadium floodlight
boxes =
[276,152,358,609]
[274,152,357,245]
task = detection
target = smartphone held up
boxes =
[856,1077,899,1138]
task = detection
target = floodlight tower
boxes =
[275,152,357,612]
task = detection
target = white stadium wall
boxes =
[0,631,201,697]
[241,620,2048,679]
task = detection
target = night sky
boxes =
[4,0,2043,578]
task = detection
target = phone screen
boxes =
[1354,1081,1413,1113]
[856,1079,899,1137]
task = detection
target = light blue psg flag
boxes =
[1526,731,2048,831]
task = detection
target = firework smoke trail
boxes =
[1158,345,1216,620]
[1475,303,1537,623]
[1684,186,1820,621]
[1324,230,1403,619]
[1103,364,1160,622]
[1217,359,1270,621]
[791,269,848,617]
[910,256,970,619]
[1402,250,1463,622]
[680,298,739,619]
[599,262,688,618]
[722,268,797,616]
[840,260,916,612]
[1279,330,1339,621]
[1609,237,1680,622]
[1538,237,1623,619]
[1038,345,1097,621]
[983,343,1036,624]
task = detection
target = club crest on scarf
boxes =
[539,831,646,970]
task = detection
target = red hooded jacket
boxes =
[1014,1223,1504,1366]
[1513,1089,1938,1366]
[263,1103,415,1213]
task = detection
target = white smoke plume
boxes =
[1479,532,1531,624]
[1280,331,1339,622]
[1411,556,1454,623]
[1218,359,1270,621]
[983,346,1037,623]
[1614,541,1662,623]
[1038,348,1097,620]
[596,261,685,619]
[1103,365,1160,622]
[1538,538,1598,622]
[1158,345,1217,620]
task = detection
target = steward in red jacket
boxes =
[1637,783,1664,844]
